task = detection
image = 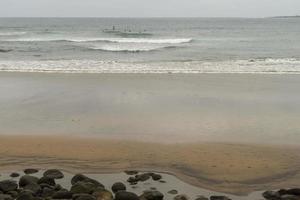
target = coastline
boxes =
[0,135,300,195]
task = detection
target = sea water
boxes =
[0,17,299,73]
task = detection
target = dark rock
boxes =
[52,190,73,199]
[6,191,18,198]
[281,195,300,200]
[38,176,55,186]
[0,194,13,200]
[0,180,18,192]
[24,169,39,175]
[0,49,12,53]
[262,191,280,200]
[111,182,126,193]
[92,189,113,200]
[23,183,41,194]
[71,182,97,194]
[210,196,231,200]
[124,170,139,175]
[174,195,189,200]
[71,174,104,188]
[43,169,64,179]
[168,190,178,195]
[158,180,166,183]
[140,190,164,200]
[73,194,96,200]
[135,173,151,182]
[10,173,20,178]
[39,183,54,189]
[54,184,63,191]
[115,191,139,200]
[19,175,39,187]
[126,177,137,185]
[16,191,35,200]
[278,189,288,196]
[40,187,55,197]
[150,173,162,181]
[286,189,300,196]
[195,196,209,200]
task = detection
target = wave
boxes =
[87,44,178,52]
[0,32,27,36]
[0,58,299,74]
[2,37,193,44]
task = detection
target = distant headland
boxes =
[269,15,300,18]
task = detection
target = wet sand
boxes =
[1,72,300,195]
[0,135,300,195]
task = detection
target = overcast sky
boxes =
[0,0,299,18]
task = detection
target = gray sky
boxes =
[0,0,299,18]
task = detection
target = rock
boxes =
[16,191,35,200]
[195,196,209,200]
[23,183,41,194]
[140,190,164,200]
[24,169,39,175]
[92,190,113,200]
[126,177,138,185]
[73,194,96,200]
[168,190,178,195]
[115,191,139,200]
[19,175,39,187]
[40,187,55,197]
[262,191,280,200]
[10,173,20,178]
[38,176,55,186]
[151,174,162,181]
[210,196,231,200]
[286,189,300,196]
[71,182,97,194]
[52,189,73,199]
[54,184,63,191]
[281,195,300,200]
[158,180,166,183]
[124,170,139,175]
[0,180,18,192]
[0,49,12,53]
[0,194,13,200]
[174,195,189,200]
[6,191,18,198]
[135,173,151,182]
[111,182,126,193]
[71,174,104,188]
[43,169,64,179]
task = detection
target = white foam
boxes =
[0,32,27,36]
[2,37,192,44]
[0,58,299,74]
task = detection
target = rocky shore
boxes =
[0,169,299,200]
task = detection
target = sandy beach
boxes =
[0,135,300,195]
[1,73,300,195]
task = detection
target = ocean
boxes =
[0,17,300,73]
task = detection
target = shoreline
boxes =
[0,135,300,195]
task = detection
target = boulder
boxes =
[52,189,73,199]
[24,169,39,175]
[210,196,231,200]
[281,195,300,200]
[195,196,209,200]
[0,180,18,192]
[6,191,18,198]
[262,191,280,200]
[0,194,13,200]
[124,170,139,175]
[71,174,104,188]
[174,195,189,200]
[286,189,300,196]
[140,190,164,200]
[38,176,55,186]
[40,187,55,197]
[92,189,113,200]
[115,191,139,200]
[23,183,41,194]
[111,182,126,193]
[71,182,97,194]
[19,175,39,187]
[167,190,178,195]
[10,173,20,178]
[43,169,64,179]
[135,173,151,182]
[73,194,96,200]
[149,173,162,181]
[16,191,35,200]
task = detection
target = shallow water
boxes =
[0,170,263,200]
